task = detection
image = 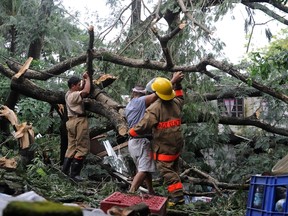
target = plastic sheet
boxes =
[102,140,128,174]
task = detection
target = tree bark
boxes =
[27,0,54,59]
[131,0,141,25]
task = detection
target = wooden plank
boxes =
[13,57,33,79]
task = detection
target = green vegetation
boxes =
[3,201,82,216]
[0,1,288,215]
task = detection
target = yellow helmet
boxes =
[151,77,175,101]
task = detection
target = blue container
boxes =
[246,175,288,216]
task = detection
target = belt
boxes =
[129,134,152,140]
[129,137,143,140]
[68,114,86,119]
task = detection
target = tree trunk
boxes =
[131,0,141,25]
[28,37,44,59]
[9,25,17,55]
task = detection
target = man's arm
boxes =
[145,93,158,107]
[172,71,184,99]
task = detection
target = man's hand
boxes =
[81,71,91,97]
[82,72,89,79]
[171,71,184,84]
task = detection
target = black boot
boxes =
[62,157,72,175]
[70,158,85,182]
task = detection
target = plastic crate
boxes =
[100,192,167,216]
[246,175,288,216]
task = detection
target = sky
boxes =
[60,1,285,64]
[214,5,285,63]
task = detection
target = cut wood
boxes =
[13,57,33,79]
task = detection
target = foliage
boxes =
[15,98,57,135]
[14,132,251,215]
[0,75,10,105]
[1,0,288,215]
[18,134,111,208]
[247,30,288,89]
[43,6,88,62]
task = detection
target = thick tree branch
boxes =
[189,87,263,102]
[194,113,288,137]
[206,58,288,104]
[202,69,221,82]
[179,158,249,193]
[87,25,95,78]
[3,54,288,105]
[181,166,222,194]
[151,23,186,68]
[243,2,288,25]
[10,77,64,104]
[184,176,249,190]
[85,99,128,136]
[6,55,86,81]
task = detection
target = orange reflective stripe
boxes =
[167,182,183,192]
[175,89,183,97]
[153,152,180,162]
[157,119,181,129]
[129,128,138,137]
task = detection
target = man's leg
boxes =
[62,157,73,175]
[144,173,155,195]
[129,171,147,193]
[70,157,84,182]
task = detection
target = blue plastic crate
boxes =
[246,175,288,216]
